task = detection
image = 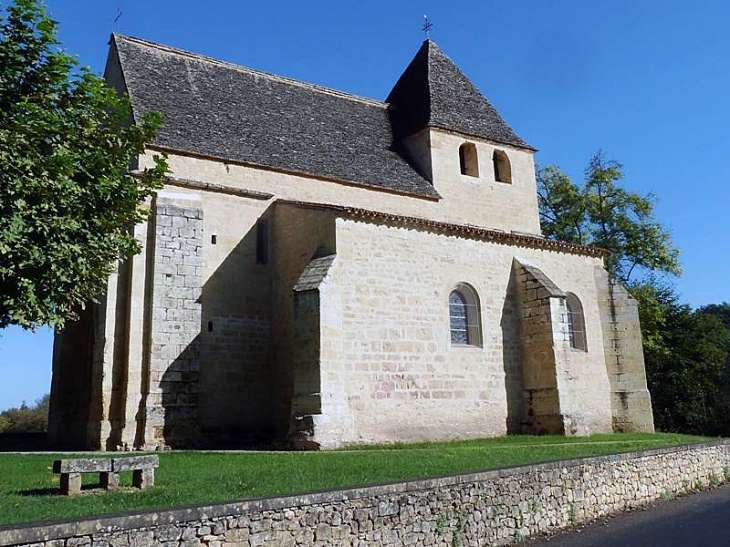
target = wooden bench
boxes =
[52,455,159,495]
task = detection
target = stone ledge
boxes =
[132,171,275,201]
[1,440,727,546]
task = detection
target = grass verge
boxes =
[0,432,711,527]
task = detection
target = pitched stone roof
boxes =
[519,263,566,297]
[293,254,336,292]
[387,41,534,150]
[110,35,440,199]
[110,35,533,200]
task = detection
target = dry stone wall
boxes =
[2,442,728,547]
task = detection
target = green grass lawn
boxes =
[0,432,712,527]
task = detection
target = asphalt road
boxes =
[525,484,730,547]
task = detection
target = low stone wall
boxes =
[2,441,728,547]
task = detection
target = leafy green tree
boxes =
[0,0,167,330]
[645,303,730,435]
[538,151,681,284]
[538,152,730,436]
[627,278,678,355]
[0,394,49,433]
[537,165,587,245]
[699,303,730,329]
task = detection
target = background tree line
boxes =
[539,152,730,436]
[0,394,48,434]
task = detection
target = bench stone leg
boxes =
[60,473,82,495]
[133,468,155,489]
[101,472,119,490]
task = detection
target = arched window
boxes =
[459,143,479,177]
[449,283,482,346]
[566,293,587,351]
[492,149,512,183]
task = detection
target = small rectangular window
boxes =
[256,219,268,264]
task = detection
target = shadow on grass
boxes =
[16,487,61,497]
[18,482,109,497]
[0,432,298,452]
[0,433,51,452]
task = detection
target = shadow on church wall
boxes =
[153,202,282,449]
[501,269,523,434]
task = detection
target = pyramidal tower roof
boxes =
[386,40,533,150]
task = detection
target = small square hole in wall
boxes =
[211,234,217,245]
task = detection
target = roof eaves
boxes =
[277,199,607,258]
[519,262,567,298]
[146,144,442,201]
[428,124,538,152]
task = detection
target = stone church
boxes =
[49,35,654,450]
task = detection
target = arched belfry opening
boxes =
[459,143,479,177]
[492,149,512,183]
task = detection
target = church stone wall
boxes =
[145,195,204,448]
[271,205,338,439]
[514,262,605,436]
[138,140,541,237]
[427,129,542,234]
[515,265,564,434]
[52,150,643,449]
[308,219,613,446]
[595,269,655,433]
[48,305,97,448]
[290,290,322,430]
[195,190,274,444]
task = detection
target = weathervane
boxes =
[422,15,433,39]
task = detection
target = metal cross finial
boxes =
[114,8,123,32]
[422,15,433,39]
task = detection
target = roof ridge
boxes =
[112,33,388,108]
[424,41,433,124]
[386,37,534,150]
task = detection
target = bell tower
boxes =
[386,41,541,234]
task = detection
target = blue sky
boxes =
[1,0,729,410]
